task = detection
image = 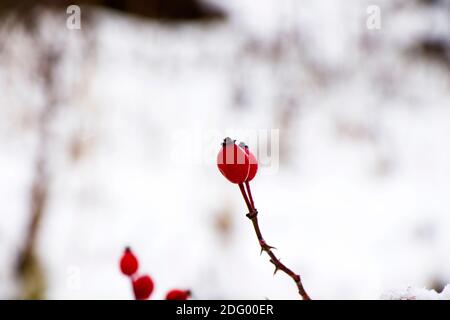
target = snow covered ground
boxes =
[1,0,450,299]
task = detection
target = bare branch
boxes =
[238,183,311,300]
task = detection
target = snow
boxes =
[1,0,450,299]
[383,285,450,300]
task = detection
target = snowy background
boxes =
[1,0,450,299]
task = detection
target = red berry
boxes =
[133,275,154,300]
[166,289,191,300]
[120,247,139,276]
[240,143,258,182]
[217,138,250,184]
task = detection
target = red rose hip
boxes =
[217,137,250,184]
[120,247,139,276]
[239,143,258,182]
[166,289,191,300]
[133,275,154,300]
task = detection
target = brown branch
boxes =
[238,183,311,300]
[244,181,255,209]
[247,211,310,300]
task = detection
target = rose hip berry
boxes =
[120,247,191,300]
[165,289,191,300]
[133,275,154,300]
[120,247,139,276]
[217,138,259,212]
[239,143,258,182]
[217,137,250,184]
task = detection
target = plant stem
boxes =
[247,213,311,300]
[238,183,311,300]
[245,181,255,209]
[238,183,252,212]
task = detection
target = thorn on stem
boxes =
[272,264,280,275]
[260,239,276,251]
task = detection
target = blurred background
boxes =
[1,0,450,300]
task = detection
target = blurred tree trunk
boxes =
[15,41,62,300]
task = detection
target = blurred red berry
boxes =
[133,275,154,300]
[217,137,250,184]
[239,143,258,182]
[166,289,191,300]
[120,247,139,276]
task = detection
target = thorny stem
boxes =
[238,183,311,300]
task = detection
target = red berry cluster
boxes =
[119,247,191,300]
[217,137,258,211]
